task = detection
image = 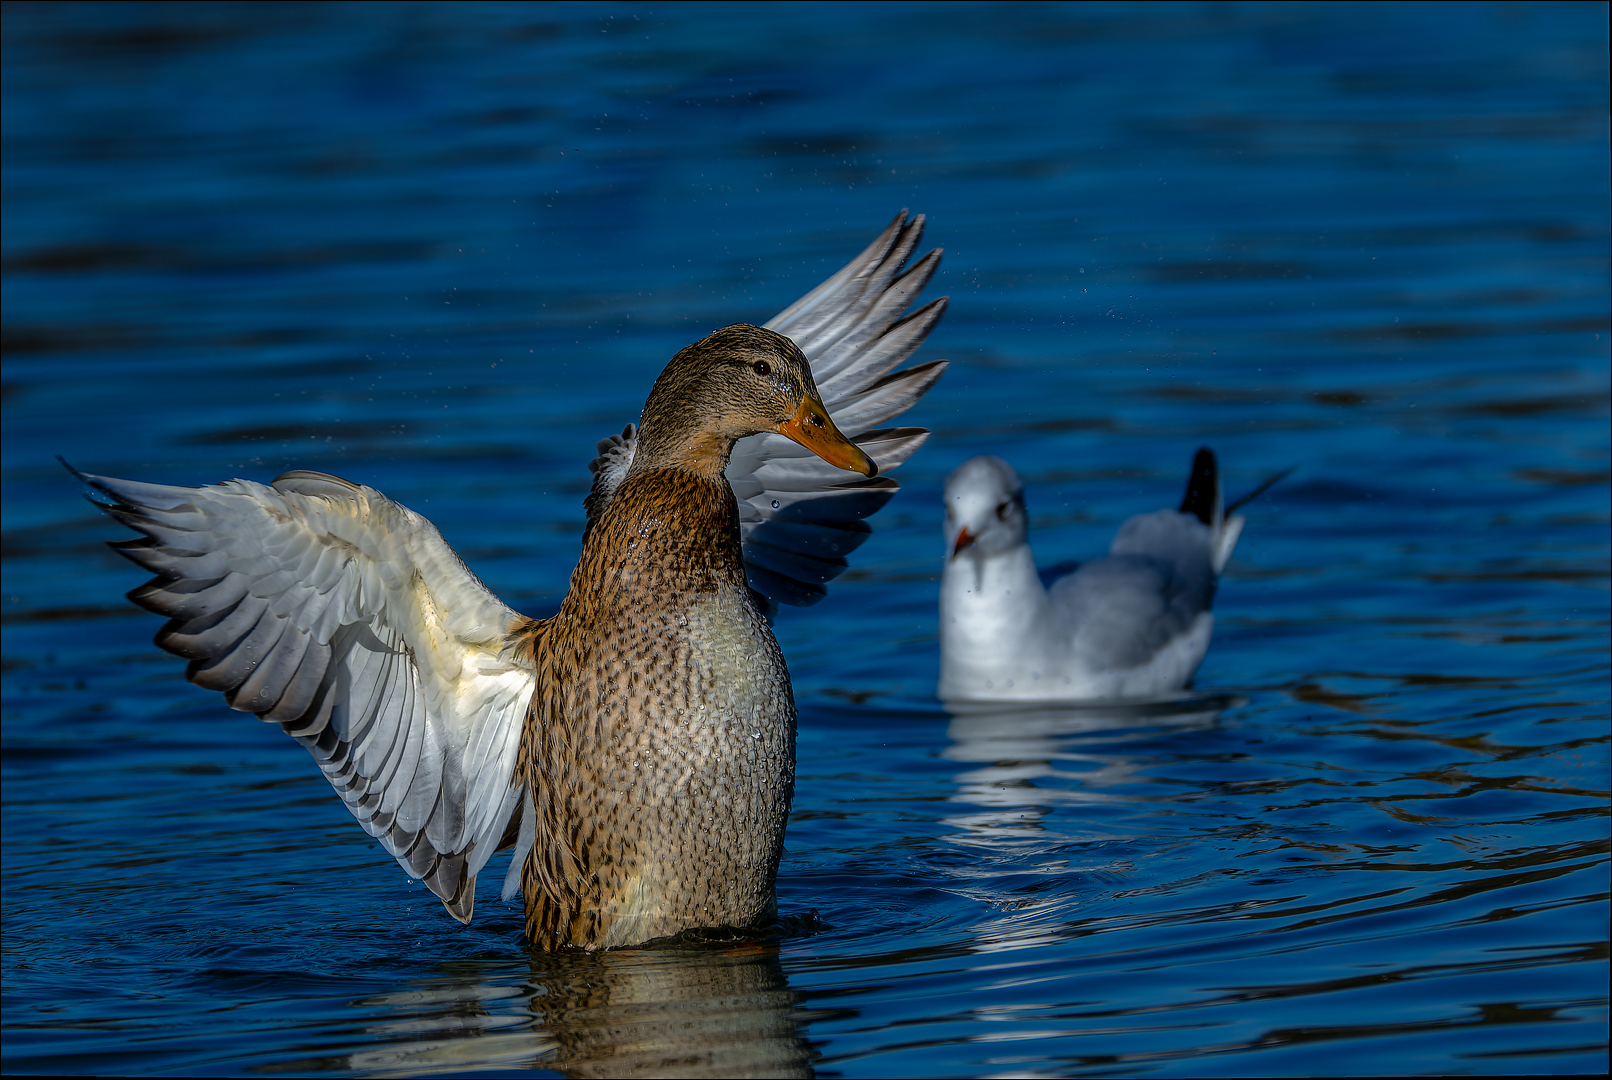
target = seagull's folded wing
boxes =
[81,469,535,923]
[586,209,949,609]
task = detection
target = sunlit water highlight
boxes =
[3,3,1607,1076]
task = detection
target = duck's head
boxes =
[944,455,1028,560]
[634,323,876,479]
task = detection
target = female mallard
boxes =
[75,212,947,950]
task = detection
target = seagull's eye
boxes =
[752,360,772,376]
[995,501,1012,520]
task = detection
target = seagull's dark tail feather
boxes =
[1179,447,1218,526]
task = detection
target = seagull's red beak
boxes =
[951,527,976,560]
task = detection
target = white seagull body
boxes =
[939,451,1278,702]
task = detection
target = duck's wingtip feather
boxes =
[61,457,122,508]
[442,890,475,925]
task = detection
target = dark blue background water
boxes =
[3,3,1607,1076]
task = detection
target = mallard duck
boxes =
[75,211,948,950]
[939,449,1289,702]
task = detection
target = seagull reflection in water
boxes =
[942,695,1242,847]
[941,695,1242,958]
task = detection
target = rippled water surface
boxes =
[3,3,1608,1076]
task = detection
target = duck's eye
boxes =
[752,360,772,376]
[995,500,1013,521]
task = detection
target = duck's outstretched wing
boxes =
[75,466,535,924]
[583,424,637,546]
[585,209,949,607]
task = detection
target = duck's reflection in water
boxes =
[942,695,1240,847]
[343,940,814,1078]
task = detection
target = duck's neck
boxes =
[631,377,747,480]
[630,427,734,481]
[566,466,746,611]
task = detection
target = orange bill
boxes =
[777,394,878,477]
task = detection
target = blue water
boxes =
[3,2,1608,1076]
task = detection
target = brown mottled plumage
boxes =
[510,324,869,949]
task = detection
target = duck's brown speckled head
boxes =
[632,323,875,480]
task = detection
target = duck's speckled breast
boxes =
[522,469,796,950]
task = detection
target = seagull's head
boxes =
[944,455,1028,561]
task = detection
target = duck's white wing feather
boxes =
[80,468,534,924]
[586,209,949,608]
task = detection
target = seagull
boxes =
[71,211,948,949]
[939,449,1288,702]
